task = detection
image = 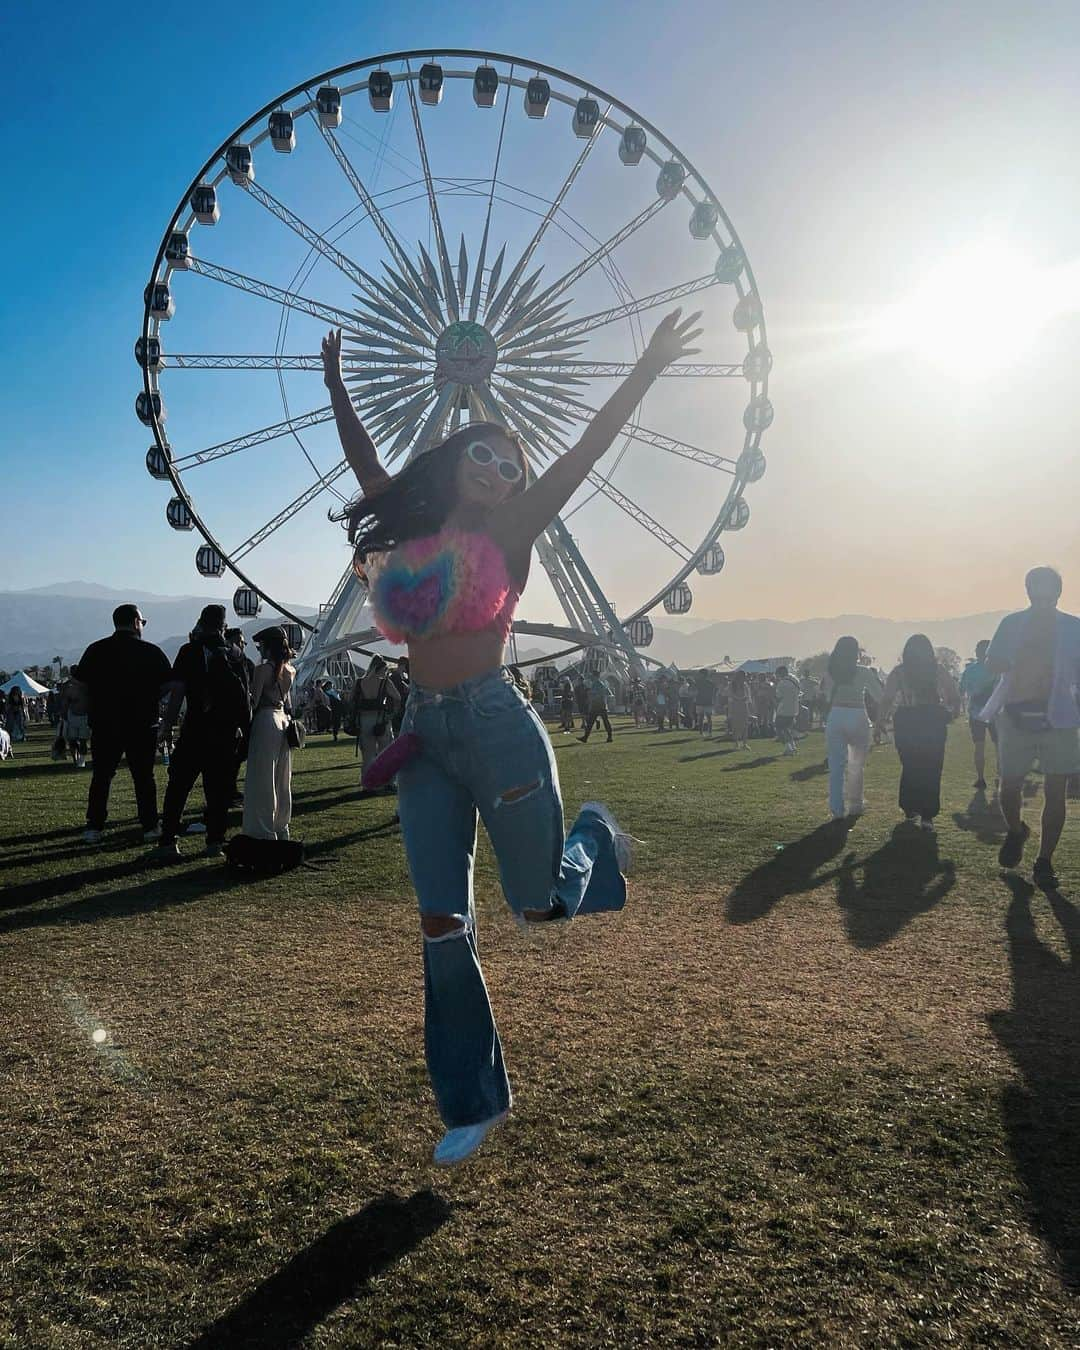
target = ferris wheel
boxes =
[137,48,771,675]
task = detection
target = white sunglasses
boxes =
[465,439,523,484]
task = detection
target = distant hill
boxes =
[0,584,317,669]
[640,613,1011,671]
[0,584,1011,675]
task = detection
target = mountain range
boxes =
[0,584,317,669]
[0,583,1010,674]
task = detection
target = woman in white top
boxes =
[242,626,296,841]
[822,636,884,821]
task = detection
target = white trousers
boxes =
[826,706,870,818]
[242,707,293,840]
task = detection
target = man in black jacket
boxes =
[158,605,251,858]
[77,603,172,845]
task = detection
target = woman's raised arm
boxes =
[492,309,703,544]
[322,328,392,495]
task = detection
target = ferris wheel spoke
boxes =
[186,257,355,329]
[353,297,434,348]
[404,71,459,322]
[355,268,439,339]
[230,460,352,560]
[495,198,671,344]
[167,353,327,370]
[310,112,446,332]
[583,472,693,559]
[491,380,580,434]
[467,219,492,323]
[396,382,457,462]
[623,421,738,473]
[496,373,590,413]
[371,387,438,456]
[550,273,721,342]
[172,405,336,470]
[503,360,741,379]
[483,109,609,328]
[235,178,379,298]
[350,311,431,355]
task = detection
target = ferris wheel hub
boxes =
[434,320,499,388]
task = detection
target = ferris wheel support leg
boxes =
[294,563,370,688]
[546,518,647,680]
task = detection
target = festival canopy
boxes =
[1,671,51,698]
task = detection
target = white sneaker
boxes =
[83,828,102,845]
[143,828,161,842]
[433,1110,508,1167]
[580,800,637,874]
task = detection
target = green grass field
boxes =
[4,717,1080,1347]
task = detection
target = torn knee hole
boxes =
[495,778,543,808]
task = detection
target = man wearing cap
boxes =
[77,603,173,845]
[158,604,251,857]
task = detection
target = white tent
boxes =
[1,671,51,698]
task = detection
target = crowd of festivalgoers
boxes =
[6,565,1080,889]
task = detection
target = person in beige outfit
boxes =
[242,627,296,841]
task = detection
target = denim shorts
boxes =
[396,668,566,918]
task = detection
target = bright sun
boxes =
[868,239,1075,379]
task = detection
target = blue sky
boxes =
[5,0,1080,623]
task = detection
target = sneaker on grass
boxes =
[433,1110,508,1167]
[998,822,1031,869]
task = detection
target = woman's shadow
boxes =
[188,1190,451,1348]
[988,876,1080,1288]
[835,823,956,949]
[726,822,852,925]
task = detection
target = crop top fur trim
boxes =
[366,527,519,644]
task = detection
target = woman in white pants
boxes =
[242,627,296,841]
[822,636,883,821]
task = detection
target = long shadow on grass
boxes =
[679,746,737,763]
[790,760,828,782]
[951,790,1005,846]
[726,822,851,924]
[835,823,956,949]
[989,877,1080,1288]
[722,754,781,773]
[188,1190,451,1350]
[0,862,246,933]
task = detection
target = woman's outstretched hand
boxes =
[640,308,703,375]
[321,327,344,389]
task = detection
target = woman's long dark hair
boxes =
[901,633,939,701]
[828,636,859,686]
[331,422,527,575]
[253,627,292,681]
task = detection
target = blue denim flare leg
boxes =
[396,669,626,1128]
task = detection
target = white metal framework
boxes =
[138,49,770,678]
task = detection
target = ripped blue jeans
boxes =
[397,668,626,1129]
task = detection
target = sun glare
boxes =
[868,240,1078,379]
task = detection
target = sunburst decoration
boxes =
[342,226,592,468]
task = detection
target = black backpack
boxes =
[224,834,306,875]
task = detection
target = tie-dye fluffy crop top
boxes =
[366,528,520,645]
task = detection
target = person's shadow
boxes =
[187,1190,451,1348]
[951,790,1005,847]
[834,824,956,949]
[726,822,851,924]
[988,877,1080,1288]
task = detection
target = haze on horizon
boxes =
[4,0,1079,627]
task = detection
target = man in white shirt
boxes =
[982,567,1080,889]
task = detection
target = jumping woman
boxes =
[322,310,702,1165]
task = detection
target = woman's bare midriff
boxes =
[407,630,510,690]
